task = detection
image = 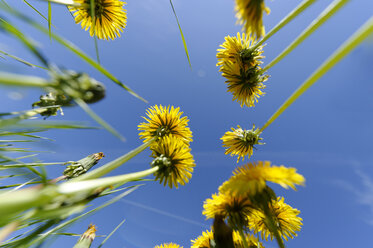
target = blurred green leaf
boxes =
[169,0,191,69]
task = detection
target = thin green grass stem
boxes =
[29,187,137,246]
[0,72,50,88]
[169,0,192,69]
[75,138,156,181]
[0,5,147,102]
[97,219,126,248]
[237,228,249,248]
[254,0,316,49]
[260,16,373,133]
[263,0,350,71]
[48,0,52,41]
[74,98,125,141]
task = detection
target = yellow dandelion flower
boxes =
[221,62,267,107]
[202,192,252,229]
[217,33,268,108]
[221,125,263,162]
[248,197,303,241]
[235,0,270,39]
[150,136,195,188]
[216,33,264,68]
[232,231,263,248]
[191,229,213,248]
[69,0,127,40]
[138,105,192,144]
[191,229,263,248]
[154,243,182,248]
[219,161,305,196]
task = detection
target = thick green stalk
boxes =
[262,206,285,248]
[263,0,350,71]
[260,16,373,132]
[0,72,53,87]
[74,138,156,181]
[254,0,316,49]
[58,166,159,194]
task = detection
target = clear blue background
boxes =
[1,0,373,247]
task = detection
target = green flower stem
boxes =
[263,0,350,71]
[58,166,159,194]
[74,138,156,181]
[254,0,316,49]
[40,0,79,6]
[262,206,285,248]
[237,228,250,248]
[260,16,373,133]
[0,166,157,216]
[0,72,54,88]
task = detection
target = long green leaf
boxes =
[48,1,52,41]
[0,5,147,103]
[28,187,139,246]
[97,219,125,248]
[169,0,191,69]
[74,98,125,141]
[263,0,350,71]
[254,0,316,48]
[0,50,47,69]
[0,18,48,66]
[260,17,373,132]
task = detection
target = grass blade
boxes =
[0,50,47,69]
[169,0,191,69]
[97,219,125,248]
[0,18,48,67]
[74,98,125,141]
[255,0,316,48]
[260,16,373,132]
[48,1,52,41]
[264,0,350,70]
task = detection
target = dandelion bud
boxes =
[63,152,105,179]
[221,124,263,162]
[73,224,97,248]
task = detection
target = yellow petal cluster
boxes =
[219,161,305,196]
[248,197,303,241]
[69,0,127,40]
[191,229,263,248]
[217,33,268,108]
[154,243,182,248]
[221,125,263,162]
[138,105,192,144]
[202,192,252,229]
[150,136,195,188]
[235,0,270,39]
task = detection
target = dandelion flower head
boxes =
[69,0,127,40]
[248,197,303,241]
[221,124,263,162]
[235,0,270,39]
[219,161,305,196]
[150,136,195,188]
[217,33,267,108]
[191,229,262,248]
[216,33,264,69]
[138,105,192,144]
[202,192,252,229]
[154,243,182,248]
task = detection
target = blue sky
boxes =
[1,0,373,247]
